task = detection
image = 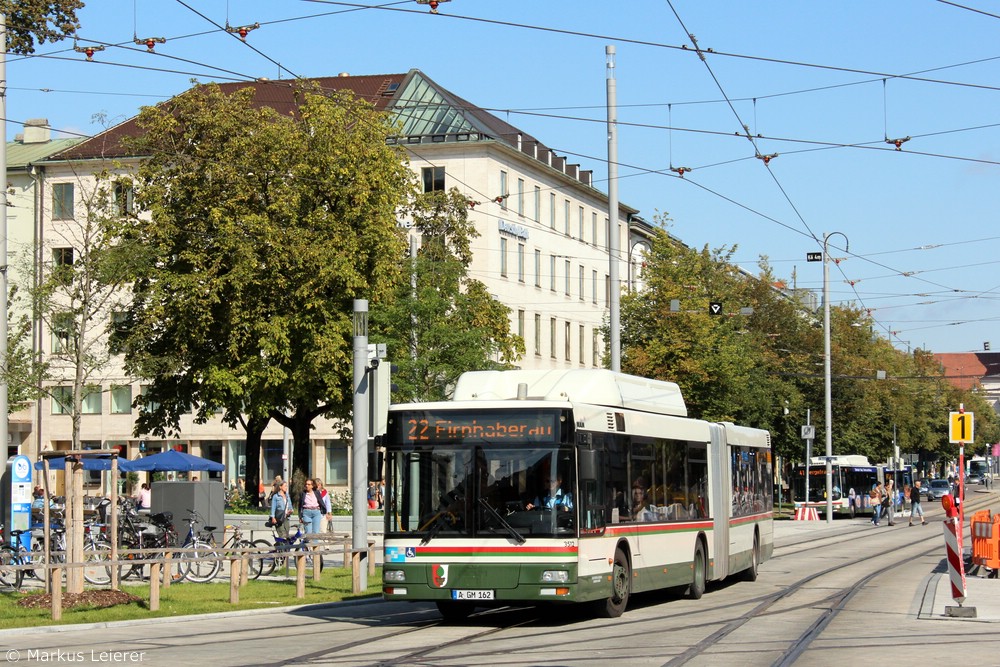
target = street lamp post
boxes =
[352,299,369,590]
[823,232,848,524]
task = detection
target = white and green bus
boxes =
[381,369,774,621]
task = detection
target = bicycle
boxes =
[200,521,269,580]
[175,510,222,583]
[0,525,24,589]
[113,499,178,582]
[258,523,323,577]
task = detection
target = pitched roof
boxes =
[54,73,408,161]
[933,352,1000,391]
[7,137,83,168]
[47,69,621,203]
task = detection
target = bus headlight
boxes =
[541,570,569,583]
[384,569,406,582]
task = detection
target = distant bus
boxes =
[791,455,879,518]
[381,369,773,621]
[969,456,990,483]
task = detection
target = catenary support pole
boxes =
[352,299,369,591]
[606,45,620,373]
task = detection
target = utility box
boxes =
[150,480,225,544]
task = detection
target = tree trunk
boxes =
[243,415,268,508]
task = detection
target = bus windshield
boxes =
[385,444,577,540]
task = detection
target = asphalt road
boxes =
[2,488,998,666]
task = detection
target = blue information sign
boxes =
[6,455,33,548]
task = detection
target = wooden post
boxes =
[229,559,240,604]
[51,566,63,621]
[67,459,85,593]
[295,554,306,598]
[240,556,249,587]
[111,457,119,590]
[162,553,172,589]
[312,546,322,582]
[149,563,161,611]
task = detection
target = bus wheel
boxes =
[742,532,759,582]
[688,540,706,600]
[435,600,475,623]
[597,547,631,618]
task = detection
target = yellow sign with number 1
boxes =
[949,411,975,443]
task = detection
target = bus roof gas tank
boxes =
[453,369,688,417]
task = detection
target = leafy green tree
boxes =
[2,0,83,55]
[372,188,524,402]
[115,82,414,494]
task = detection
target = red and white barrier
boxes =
[943,516,967,603]
[794,506,819,521]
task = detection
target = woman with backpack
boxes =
[269,480,292,539]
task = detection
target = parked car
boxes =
[966,472,984,485]
[918,478,932,497]
[927,478,952,500]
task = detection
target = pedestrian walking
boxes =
[884,477,896,526]
[908,480,927,526]
[870,483,883,526]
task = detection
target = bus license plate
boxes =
[452,589,494,600]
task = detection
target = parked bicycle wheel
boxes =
[251,539,274,578]
[0,545,21,589]
[178,541,221,583]
[83,541,113,586]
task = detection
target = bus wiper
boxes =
[478,497,526,544]
[420,512,450,545]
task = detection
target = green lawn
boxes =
[0,567,383,629]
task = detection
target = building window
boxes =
[324,441,349,485]
[592,212,598,246]
[549,255,556,292]
[111,384,132,414]
[422,166,445,193]
[578,265,585,301]
[564,200,570,236]
[139,384,160,415]
[499,170,508,210]
[578,206,585,239]
[517,243,525,282]
[564,260,571,296]
[550,318,557,359]
[592,270,598,304]
[51,386,72,415]
[593,330,600,366]
[51,311,75,353]
[564,322,572,361]
[550,193,556,229]
[579,325,586,364]
[109,311,128,355]
[82,385,102,414]
[517,178,524,216]
[53,183,74,220]
[114,180,135,216]
[534,313,541,356]
[499,237,508,277]
[517,309,525,339]
[605,274,611,306]
[52,247,74,285]
[534,249,541,288]
[534,186,541,223]
[604,217,610,250]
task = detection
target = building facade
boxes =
[10,70,654,494]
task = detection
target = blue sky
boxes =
[8,1,1000,354]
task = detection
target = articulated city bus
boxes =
[791,455,879,518]
[380,369,773,620]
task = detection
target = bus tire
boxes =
[435,600,475,623]
[688,540,706,600]
[597,546,631,618]
[742,531,759,582]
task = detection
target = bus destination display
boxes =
[399,410,559,444]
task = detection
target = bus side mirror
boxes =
[579,449,598,482]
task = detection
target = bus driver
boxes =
[526,475,573,511]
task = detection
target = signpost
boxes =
[949,406,974,528]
